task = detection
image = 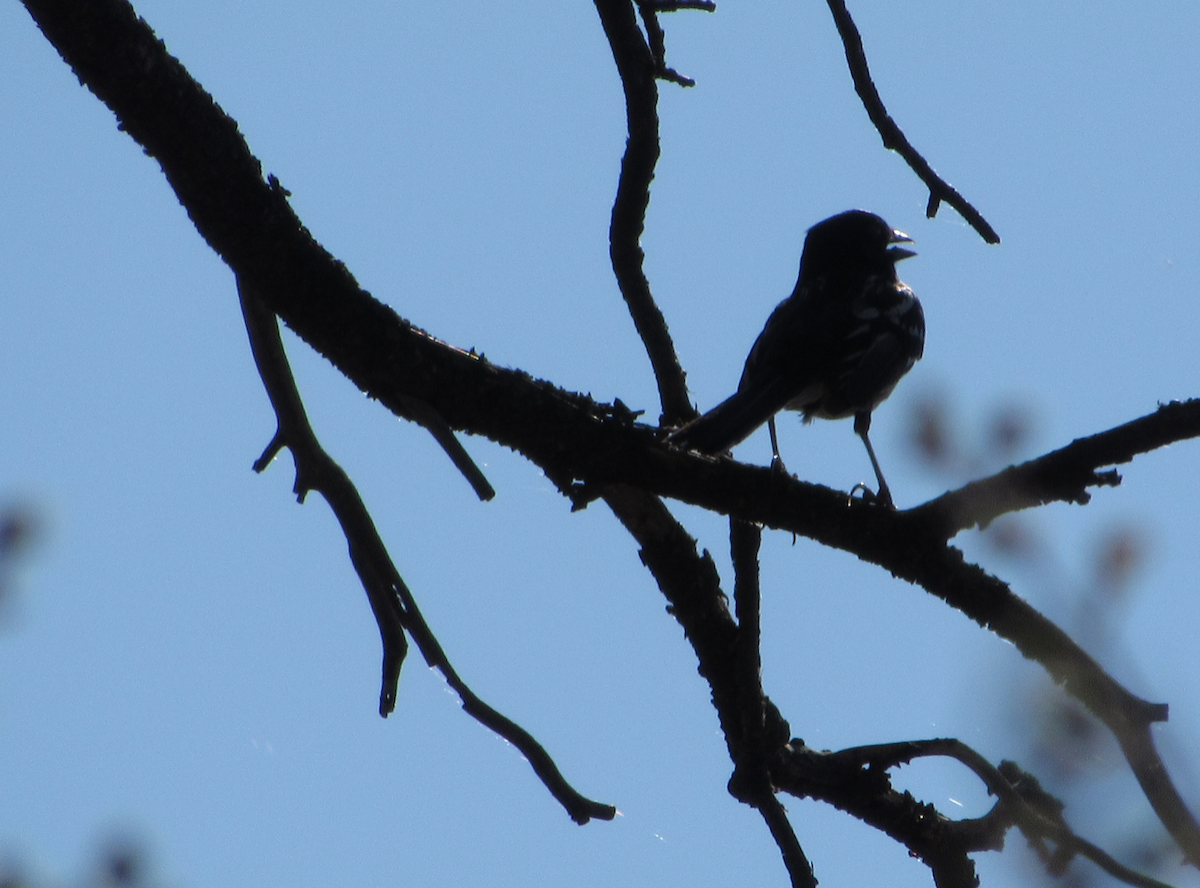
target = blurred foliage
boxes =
[0,836,162,888]
[2,514,172,888]
[0,501,42,624]
[904,387,1182,888]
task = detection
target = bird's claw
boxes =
[847,483,894,509]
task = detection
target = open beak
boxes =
[888,229,916,261]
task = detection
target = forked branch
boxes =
[831,740,1176,888]
[239,278,615,825]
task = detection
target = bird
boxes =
[668,209,924,507]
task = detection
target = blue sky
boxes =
[2,2,1199,886]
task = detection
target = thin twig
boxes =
[649,0,716,11]
[239,278,615,824]
[825,0,1000,244]
[635,1,698,87]
[394,393,494,501]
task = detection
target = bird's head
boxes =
[799,209,915,281]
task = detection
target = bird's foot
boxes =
[770,455,794,478]
[848,482,895,509]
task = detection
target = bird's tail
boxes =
[668,387,786,454]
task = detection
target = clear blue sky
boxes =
[3,2,1199,886]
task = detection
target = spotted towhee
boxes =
[669,209,924,507]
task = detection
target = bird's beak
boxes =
[888,229,916,261]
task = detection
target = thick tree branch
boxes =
[824,0,1000,244]
[595,0,694,425]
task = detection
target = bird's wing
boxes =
[738,277,853,409]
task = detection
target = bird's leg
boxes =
[853,411,894,508]
[768,415,790,475]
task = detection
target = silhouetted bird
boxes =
[669,209,924,507]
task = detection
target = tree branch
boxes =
[238,278,615,824]
[604,485,814,886]
[238,278,409,718]
[913,399,1200,537]
[833,740,1177,888]
[390,391,495,502]
[728,518,814,888]
[648,0,716,11]
[594,0,695,424]
[635,1,700,87]
[774,740,996,888]
[824,0,1000,244]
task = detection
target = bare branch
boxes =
[604,486,815,886]
[824,0,1001,244]
[636,1,699,87]
[914,399,1200,537]
[728,519,814,888]
[601,485,740,723]
[730,518,768,775]
[594,0,695,424]
[868,541,1200,865]
[835,740,1178,888]
[774,740,994,887]
[392,392,495,501]
[648,0,716,11]
[238,277,410,717]
[238,278,614,824]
